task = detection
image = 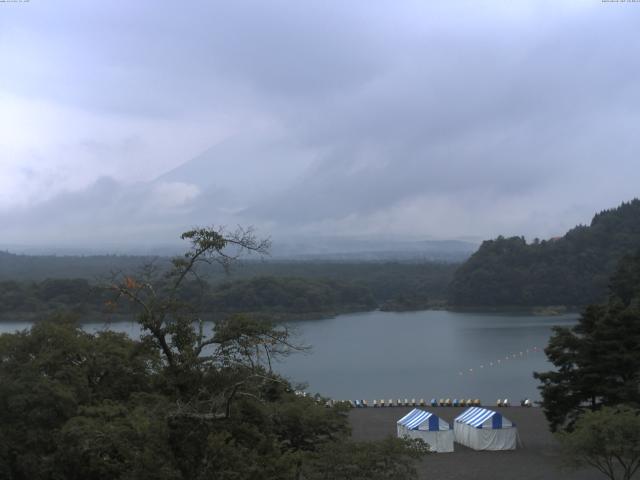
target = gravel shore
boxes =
[349,406,603,480]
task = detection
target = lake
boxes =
[277,310,578,403]
[0,309,578,403]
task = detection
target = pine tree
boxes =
[534,251,640,431]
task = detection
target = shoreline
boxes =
[0,304,583,324]
[0,311,571,330]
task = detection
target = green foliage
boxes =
[0,261,457,322]
[0,319,163,479]
[0,251,160,281]
[0,228,429,478]
[303,437,430,480]
[380,292,437,311]
[55,396,180,480]
[207,276,376,316]
[0,319,426,478]
[0,278,105,317]
[558,405,640,480]
[535,251,640,431]
[450,199,640,307]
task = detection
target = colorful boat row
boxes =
[326,398,533,408]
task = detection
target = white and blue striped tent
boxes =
[454,407,518,450]
[397,408,454,453]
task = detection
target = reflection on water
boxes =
[0,309,578,402]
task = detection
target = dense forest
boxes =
[449,199,640,308]
[0,254,457,320]
[0,251,157,281]
[208,277,376,317]
[0,228,429,479]
[0,276,376,321]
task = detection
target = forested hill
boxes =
[449,199,640,307]
[0,251,456,315]
[0,251,158,281]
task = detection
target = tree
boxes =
[558,405,640,480]
[534,252,640,431]
[54,396,181,480]
[302,437,430,480]
[107,226,429,478]
[0,227,430,479]
[0,317,162,480]
[107,227,301,408]
[109,226,271,372]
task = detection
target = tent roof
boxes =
[455,407,513,429]
[398,408,445,430]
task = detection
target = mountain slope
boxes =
[156,134,316,204]
[449,199,640,307]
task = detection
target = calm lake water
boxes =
[0,310,578,403]
[277,310,579,402]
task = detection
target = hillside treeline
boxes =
[208,277,376,316]
[0,271,454,320]
[449,199,640,307]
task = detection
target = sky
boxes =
[1,0,640,252]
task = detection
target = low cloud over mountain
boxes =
[2,1,639,252]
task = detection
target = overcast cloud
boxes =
[1,0,639,251]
